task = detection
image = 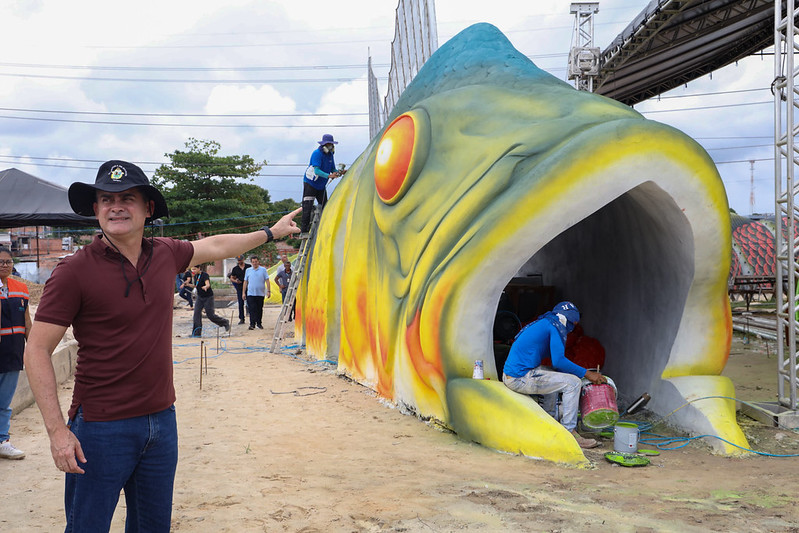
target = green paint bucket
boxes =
[580,377,618,430]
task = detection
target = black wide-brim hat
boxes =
[68,160,169,220]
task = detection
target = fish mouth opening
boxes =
[491,181,695,408]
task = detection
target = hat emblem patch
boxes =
[110,165,127,181]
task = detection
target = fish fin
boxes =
[446,378,589,466]
[653,376,750,455]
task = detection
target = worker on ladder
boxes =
[300,133,345,236]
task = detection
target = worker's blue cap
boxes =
[553,301,580,325]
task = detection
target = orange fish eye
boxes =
[374,110,429,204]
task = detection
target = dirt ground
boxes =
[2,304,799,532]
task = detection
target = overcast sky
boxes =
[0,0,776,215]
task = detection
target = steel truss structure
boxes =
[596,0,774,106]
[568,3,601,92]
[773,0,799,419]
[368,0,438,139]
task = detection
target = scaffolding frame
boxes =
[773,0,799,419]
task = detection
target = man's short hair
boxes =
[250,255,259,260]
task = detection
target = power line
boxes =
[0,151,775,174]
[0,61,389,72]
[704,143,774,151]
[85,37,390,50]
[0,52,564,75]
[0,72,375,84]
[0,155,307,167]
[0,107,366,118]
[716,157,773,165]
[0,114,367,128]
[696,136,772,140]
[652,87,769,99]
[0,158,323,177]
[0,101,772,129]
[639,100,770,114]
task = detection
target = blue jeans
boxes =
[503,368,582,431]
[0,371,20,441]
[65,405,178,532]
[177,287,193,307]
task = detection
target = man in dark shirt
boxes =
[227,255,250,324]
[187,264,229,337]
[273,261,295,321]
[23,160,301,532]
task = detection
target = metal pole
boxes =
[35,226,40,269]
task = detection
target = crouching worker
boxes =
[502,301,606,449]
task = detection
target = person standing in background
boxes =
[228,255,250,325]
[273,261,295,321]
[243,255,270,330]
[0,246,30,460]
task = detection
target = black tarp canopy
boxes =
[0,168,97,228]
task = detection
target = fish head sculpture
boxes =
[297,23,747,465]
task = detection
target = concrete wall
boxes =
[10,339,78,416]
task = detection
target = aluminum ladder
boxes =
[269,205,320,353]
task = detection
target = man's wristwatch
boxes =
[262,226,274,243]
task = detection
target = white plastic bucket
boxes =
[613,422,639,453]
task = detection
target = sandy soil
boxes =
[2,304,799,532]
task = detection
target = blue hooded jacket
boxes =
[502,301,586,379]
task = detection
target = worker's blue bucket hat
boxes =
[317,133,338,145]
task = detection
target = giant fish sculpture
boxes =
[296,23,748,465]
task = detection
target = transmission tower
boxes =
[568,2,600,92]
[750,160,755,215]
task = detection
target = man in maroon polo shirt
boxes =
[24,160,301,532]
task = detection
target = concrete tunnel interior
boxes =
[492,181,696,410]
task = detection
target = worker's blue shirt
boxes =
[502,318,587,378]
[303,147,336,190]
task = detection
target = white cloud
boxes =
[205,84,297,114]
[0,0,780,209]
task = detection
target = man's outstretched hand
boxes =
[270,208,302,239]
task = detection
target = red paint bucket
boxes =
[580,379,619,430]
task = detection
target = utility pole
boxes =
[568,3,600,92]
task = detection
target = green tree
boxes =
[152,138,271,238]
